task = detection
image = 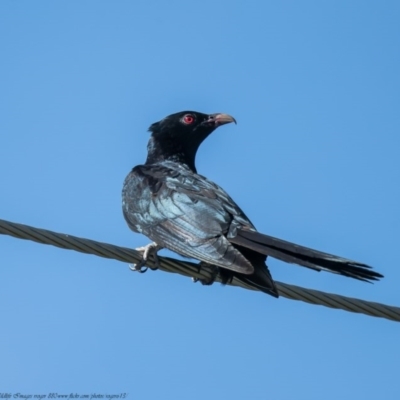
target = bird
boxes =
[122,111,383,297]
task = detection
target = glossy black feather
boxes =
[230,229,383,282]
[122,110,383,297]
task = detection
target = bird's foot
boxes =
[129,242,162,273]
[192,262,220,286]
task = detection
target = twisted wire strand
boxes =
[1,218,398,322]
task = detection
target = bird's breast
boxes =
[122,167,156,234]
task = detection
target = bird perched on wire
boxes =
[122,111,383,297]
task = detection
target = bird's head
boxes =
[146,111,236,172]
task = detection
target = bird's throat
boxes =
[145,136,198,172]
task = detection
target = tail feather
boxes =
[229,229,383,283]
[220,265,279,298]
[236,268,280,297]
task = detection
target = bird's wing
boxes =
[123,163,256,274]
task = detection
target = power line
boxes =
[1,218,398,322]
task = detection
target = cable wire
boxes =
[0,218,398,322]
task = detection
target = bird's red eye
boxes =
[182,115,195,124]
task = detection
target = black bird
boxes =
[122,111,383,297]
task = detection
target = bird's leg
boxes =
[192,262,220,286]
[129,242,162,273]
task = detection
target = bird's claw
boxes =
[129,264,148,273]
[129,242,162,273]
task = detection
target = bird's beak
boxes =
[206,113,237,127]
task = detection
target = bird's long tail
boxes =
[229,229,383,283]
[231,266,280,298]
[218,247,280,298]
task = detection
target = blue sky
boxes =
[1,1,399,399]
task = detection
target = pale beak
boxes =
[206,113,237,126]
